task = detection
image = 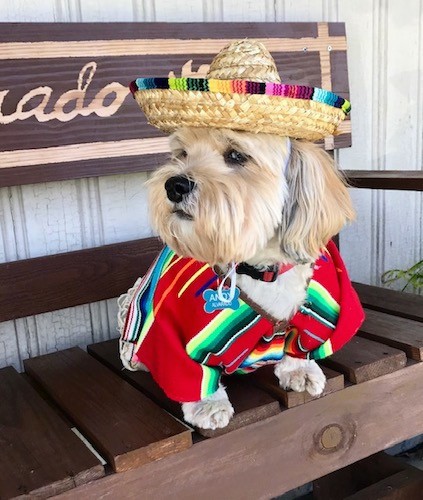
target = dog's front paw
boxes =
[274,356,326,397]
[119,340,149,372]
[181,386,234,430]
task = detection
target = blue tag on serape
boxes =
[203,287,240,313]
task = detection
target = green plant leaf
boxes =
[382,260,423,291]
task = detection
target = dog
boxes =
[121,38,364,430]
[119,126,358,430]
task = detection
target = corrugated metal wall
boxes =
[0,0,422,370]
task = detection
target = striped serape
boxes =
[121,241,364,402]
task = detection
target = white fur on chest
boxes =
[236,264,314,321]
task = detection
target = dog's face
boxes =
[148,127,354,265]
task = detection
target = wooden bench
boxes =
[0,22,422,499]
[1,233,422,498]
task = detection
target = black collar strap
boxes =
[236,262,294,282]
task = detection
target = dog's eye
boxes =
[174,150,187,160]
[224,149,248,165]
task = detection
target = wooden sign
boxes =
[0,22,351,188]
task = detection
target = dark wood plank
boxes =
[0,237,162,322]
[248,364,344,408]
[317,129,352,149]
[346,469,423,500]
[313,452,405,499]
[0,22,320,42]
[354,282,423,323]
[344,171,423,191]
[0,153,167,188]
[203,376,281,438]
[328,23,346,36]
[359,309,423,361]
[322,336,407,383]
[87,339,183,417]
[331,51,349,97]
[0,366,104,499]
[87,339,281,438]
[54,362,423,500]
[24,347,192,472]
[333,129,352,149]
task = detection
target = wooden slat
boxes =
[322,336,407,383]
[53,362,423,500]
[87,339,281,438]
[87,339,182,416]
[0,22,320,43]
[344,170,423,191]
[0,153,167,189]
[0,237,162,322]
[0,366,104,499]
[248,364,344,408]
[313,452,423,500]
[313,452,405,499]
[354,282,423,323]
[359,309,423,361]
[24,347,192,472]
[346,469,423,500]
[0,36,346,60]
[202,377,281,438]
[328,23,346,36]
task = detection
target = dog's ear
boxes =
[278,139,355,262]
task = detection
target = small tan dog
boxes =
[119,40,364,430]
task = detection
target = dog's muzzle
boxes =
[165,175,196,203]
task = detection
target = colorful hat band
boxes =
[130,77,351,115]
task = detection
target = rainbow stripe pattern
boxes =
[186,304,261,365]
[200,365,221,399]
[122,246,175,347]
[308,339,334,360]
[237,333,286,373]
[299,280,340,330]
[130,77,351,115]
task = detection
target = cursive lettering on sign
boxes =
[168,60,210,78]
[0,62,130,125]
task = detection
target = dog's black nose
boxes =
[165,175,196,203]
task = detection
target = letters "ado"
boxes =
[0,61,130,125]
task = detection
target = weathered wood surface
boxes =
[53,361,423,500]
[0,22,350,188]
[249,364,344,408]
[323,336,407,384]
[210,376,281,438]
[0,237,162,322]
[354,283,423,323]
[88,339,281,438]
[345,468,423,500]
[344,170,423,191]
[24,347,192,472]
[0,366,104,499]
[359,308,423,361]
[313,452,408,499]
[87,339,183,417]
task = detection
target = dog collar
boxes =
[236,262,295,282]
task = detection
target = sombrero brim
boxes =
[130,77,350,141]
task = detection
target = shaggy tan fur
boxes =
[147,127,354,266]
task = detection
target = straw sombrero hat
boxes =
[129,39,350,141]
